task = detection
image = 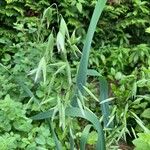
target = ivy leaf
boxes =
[141,108,150,119]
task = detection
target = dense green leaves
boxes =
[133,133,150,150]
[0,95,55,149]
[0,0,150,149]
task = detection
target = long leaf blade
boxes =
[99,76,112,128]
[80,124,92,150]
[72,0,107,106]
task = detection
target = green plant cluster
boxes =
[133,133,150,150]
[0,0,150,149]
[0,95,55,149]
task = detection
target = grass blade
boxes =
[66,107,105,150]
[47,119,62,150]
[69,128,75,150]
[87,68,113,128]
[80,124,92,150]
[45,31,54,62]
[99,76,112,128]
[76,0,107,91]
[83,86,99,102]
[15,77,39,104]
[72,0,107,106]
[31,109,54,120]
[87,69,101,76]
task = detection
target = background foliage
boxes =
[0,0,150,149]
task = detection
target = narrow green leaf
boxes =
[72,0,107,106]
[58,97,65,129]
[47,120,62,150]
[35,57,46,84]
[45,32,55,62]
[0,63,11,73]
[56,31,65,53]
[80,125,92,150]
[87,69,100,77]
[51,107,58,122]
[87,69,113,127]
[83,86,99,102]
[42,7,53,27]
[66,61,72,85]
[99,76,112,128]
[66,107,105,150]
[131,111,150,133]
[76,0,107,92]
[69,128,75,150]
[59,17,69,39]
[106,115,115,128]
[100,97,114,104]
[31,109,54,120]
[77,98,86,117]
[16,77,39,104]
